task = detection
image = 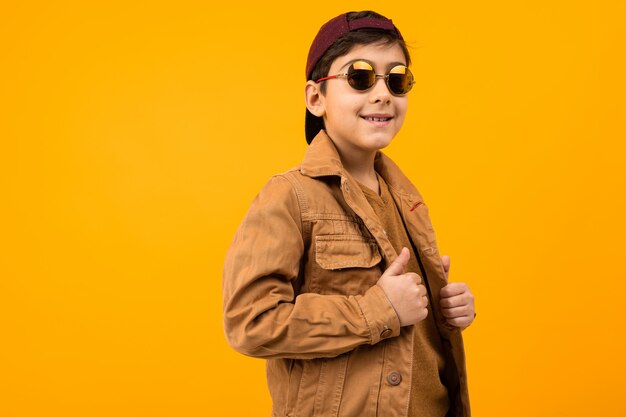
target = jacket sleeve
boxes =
[222,174,401,359]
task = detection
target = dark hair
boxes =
[310,10,411,95]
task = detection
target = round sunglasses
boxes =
[315,60,415,96]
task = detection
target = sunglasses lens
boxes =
[343,62,414,95]
[347,61,376,90]
[387,66,414,95]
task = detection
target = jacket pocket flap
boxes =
[315,235,381,270]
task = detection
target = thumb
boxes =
[383,247,410,277]
[441,255,451,275]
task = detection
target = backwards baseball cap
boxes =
[305,12,404,144]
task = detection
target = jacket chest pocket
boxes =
[310,234,383,295]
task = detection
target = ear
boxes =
[305,80,325,118]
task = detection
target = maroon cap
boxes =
[305,13,404,143]
[306,13,404,80]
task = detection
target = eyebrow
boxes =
[337,58,408,72]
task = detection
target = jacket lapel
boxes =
[375,153,456,336]
[300,132,398,265]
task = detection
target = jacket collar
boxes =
[300,130,424,202]
[299,130,345,178]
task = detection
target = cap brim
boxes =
[305,109,325,145]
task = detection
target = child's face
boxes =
[315,42,409,157]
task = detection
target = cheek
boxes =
[395,101,408,123]
[337,93,361,110]
[327,97,361,122]
[398,98,408,114]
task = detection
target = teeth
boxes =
[365,117,390,122]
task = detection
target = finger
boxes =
[415,292,429,309]
[441,255,450,274]
[404,272,422,285]
[440,292,473,308]
[441,305,470,319]
[440,282,468,298]
[383,247,410,277]
[414,282,427,297]
[446,316,472,328]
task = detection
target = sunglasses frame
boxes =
[315,61,416,96]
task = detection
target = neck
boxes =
[331,140,379,194]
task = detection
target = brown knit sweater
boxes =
[358,173,449,417]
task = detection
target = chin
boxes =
[364,134,395,150]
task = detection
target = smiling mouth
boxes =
[362,116,392,122]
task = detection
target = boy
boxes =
[223,10,475,417]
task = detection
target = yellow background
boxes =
[2,1,625,416]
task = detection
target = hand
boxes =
[377,247,429,327]
[440,281,475,330]
[440,255,475,329]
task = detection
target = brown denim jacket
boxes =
[223,131,470,417]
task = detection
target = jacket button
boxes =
[380,328,392,338]
[387,371,402,386]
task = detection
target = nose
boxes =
[368,76,391,103]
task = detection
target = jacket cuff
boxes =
[357,285,401,345]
